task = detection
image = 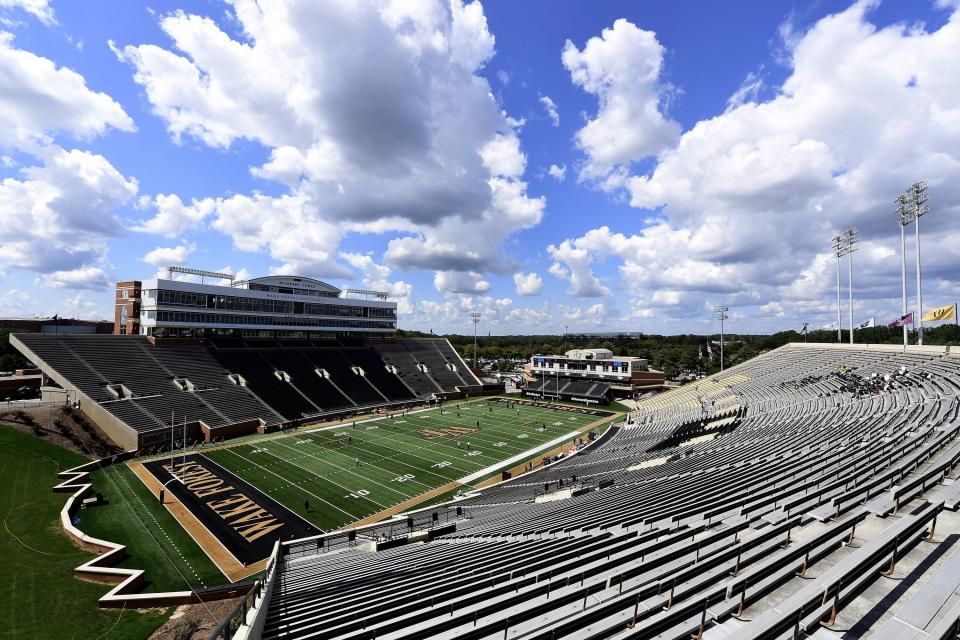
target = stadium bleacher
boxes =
[525,375,612,403]
[11,334,479,450]
[237,343,960,640]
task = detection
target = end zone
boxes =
[131,454,320,581]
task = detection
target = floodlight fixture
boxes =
[713,305,728,372]
[895,193,912,347]
[469,312,482,369]
[904,181,931,344]
[844,228,859,344]
[167,266,235,283]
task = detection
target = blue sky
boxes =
[1,0,958,335]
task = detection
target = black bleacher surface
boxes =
[251,344,960,639]
[13,334,473,439]
[341,347,416,401]
[526,375,611,402]
[303,350,384,406]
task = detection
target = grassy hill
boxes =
[0,424,169,639]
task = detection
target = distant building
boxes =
[114,280,142,335]
[525,348,665,401]
[0,317,112,334]
[116,269,397,339]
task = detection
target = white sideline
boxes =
[455,430,581,486]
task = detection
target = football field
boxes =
[199,398,613,533]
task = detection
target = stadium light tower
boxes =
[844,228,859,345]
[831,230,858,344]
[831,233,847,342]
[469,312,481,369]
[713,305,728,372]
[908,181,930,345]
[896,193,913,348]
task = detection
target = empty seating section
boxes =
[208,350,320,420]
[13,334,470,442]
[526,376,612,403]
[258,350,353,411]
[372,342,444,396]
[257,344,960,639]
[341,348,416,401]
[304,350,384,406]
[402,340,467,389]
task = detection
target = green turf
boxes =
[0,425,170,640]
[204,398,609,531]
[79,464,227,592]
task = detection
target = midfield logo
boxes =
[419,426,477,439]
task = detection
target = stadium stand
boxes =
[525,376,612,404]
[10,334,480,450]
[226,343,960,640]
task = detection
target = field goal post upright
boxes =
[160,411,186,504]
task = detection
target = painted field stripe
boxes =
[220,447,360,520]
[456,430,581,485]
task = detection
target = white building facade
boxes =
[136,275,397,339]
[527,348,664,396]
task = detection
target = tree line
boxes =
[403,324,960,379]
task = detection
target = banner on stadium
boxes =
[889,312,913,328]
[921,304,956,322]
[854,318,875,330]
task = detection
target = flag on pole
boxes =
[706,342,713,360]
[889,312,914,328]
[921,304,955,322]
[822,321,839,330]
[854,318,875,330]
[799,324,808,335]
[698,345,703,360]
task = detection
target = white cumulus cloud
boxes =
[142,243,196,268]
[513,271,543,296]
[552,3,960,331]
[113,0,544,290]
[562,18,680,180]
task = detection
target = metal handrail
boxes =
[207,542,280,640]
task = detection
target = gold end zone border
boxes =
[128,460,267,582]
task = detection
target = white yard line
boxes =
[456,430,581,486]
[266,438,421,500]
[289,434,453,489]
[220,448,360,520]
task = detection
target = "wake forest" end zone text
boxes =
[164,460,284,543]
